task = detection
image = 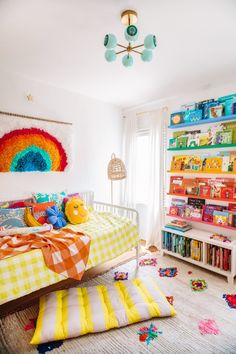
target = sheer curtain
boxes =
[122,111,138,208]
[122,108,166,247]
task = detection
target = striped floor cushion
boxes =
[31,277,176,344]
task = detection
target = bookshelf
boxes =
[168,113,236,129]
[161,227,236,283]
[167,171,236,175]
[166,214,236,231]
[168,142,236,151]
[167,192,236,203]
[163,105,236,283]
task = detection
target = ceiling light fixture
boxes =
[104,10,157,68]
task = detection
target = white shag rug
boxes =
[0,253,236,354]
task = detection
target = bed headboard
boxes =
[78,191,94,207]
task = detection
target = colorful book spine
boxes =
[205,244,231,271]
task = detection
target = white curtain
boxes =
[122,111,138,208]
[122,108,166,248]
[145,109,165,248]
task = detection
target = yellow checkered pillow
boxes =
[31,277,176,344]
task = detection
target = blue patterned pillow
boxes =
[0,208,27,229]
[32,191,67,209]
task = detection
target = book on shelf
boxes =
[165,219,192,232]
[162,231,202,261]
[168,176,236,200]
[206,244,231,271]
[168,196,236,228]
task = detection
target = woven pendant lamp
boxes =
[107,153,127,204]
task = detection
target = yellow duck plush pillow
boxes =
[65,197,89,224]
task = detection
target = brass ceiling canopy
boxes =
[120,10,138,26]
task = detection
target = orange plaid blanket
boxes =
[0,228,91,280]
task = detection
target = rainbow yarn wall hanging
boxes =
[0,113,72,172]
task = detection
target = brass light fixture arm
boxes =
[117,43,127,49]
[116,49,128,55]
[131,49,142,55]
[116,42,144,55]
[131,44,144,50]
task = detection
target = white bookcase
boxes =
[162,113,236,283]
[161,227,236,284]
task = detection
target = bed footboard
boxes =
[93,201,139,231]
[94,201,140,269]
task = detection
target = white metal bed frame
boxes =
[80,191,140,268]
[0,191,140,317]
[0,190,140,268]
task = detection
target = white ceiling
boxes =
[0,0,236,108]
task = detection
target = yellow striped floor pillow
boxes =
[31,277,176,344]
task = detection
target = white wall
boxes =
[0,71,122,203]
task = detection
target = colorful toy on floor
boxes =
[190,279,208,292]
[114,271,128,280]
[138,323,162,345]
[37,340,63,354]
[187,271,193,275]
[24,318,36,331]
[223,294,236,309]
[166,296,174,305]
[139,258,158,266]
[198,319,220,335]
[158,267,178,277]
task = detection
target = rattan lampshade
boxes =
[107,153,127,181]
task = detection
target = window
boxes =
[135,130,150,204]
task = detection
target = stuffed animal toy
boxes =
[65,197,89,225]
[46,205,67,229]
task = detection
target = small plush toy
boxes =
[24,318,37,331]
[166,296,174,305]
[198,319,220,335]
[37,340,64,354]
[137,324,162,345]
[190,279,208,292]
[223,294,236,309]
[158,267,178,277]
[65,197,89,225]
[46,206,67,229]
[114,271,128,281]
[139,258,158,267]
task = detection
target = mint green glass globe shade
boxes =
[124,25,138,42]
[105,50,116,62]
[144,34,157,50]
[122,54,133,67]
[104,34,117,49]
[141,49,153,62]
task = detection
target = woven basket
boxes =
[107,153,127,180]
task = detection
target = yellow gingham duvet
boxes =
[0,211,138,305]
